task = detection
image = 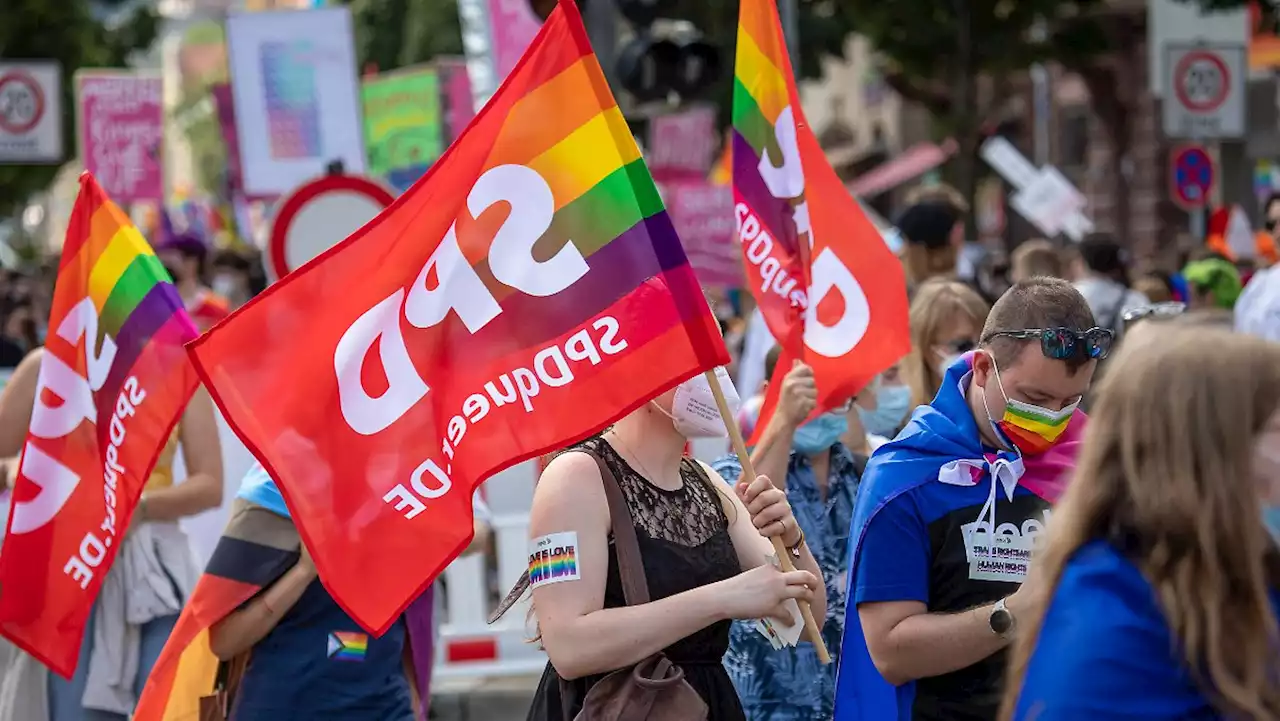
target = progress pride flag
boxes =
[733,0,908,433]
[190,0,727,633]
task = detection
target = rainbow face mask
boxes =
[985,360,1079,456]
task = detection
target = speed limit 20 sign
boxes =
[0,62,62,163]
[1162,44,1245,139]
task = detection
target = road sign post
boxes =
[1170,143,1215,240]
[0,62,62,163]
[1163,43,1246,139]
[267,174,396,281]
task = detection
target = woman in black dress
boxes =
[526,371,827,720]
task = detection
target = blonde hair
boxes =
[903,278,990,407]
[1000,326,1280,720]
[1009,239,1064,283]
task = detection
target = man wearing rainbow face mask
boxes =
[833,278,1108,721]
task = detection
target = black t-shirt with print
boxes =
[912,491,1053,721]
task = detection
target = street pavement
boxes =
[430,674,539,721]
[431,690,535,721]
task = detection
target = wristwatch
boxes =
[988,597,1015,638]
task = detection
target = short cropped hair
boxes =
[981,277,1098,373]
[1010,239,1065,281]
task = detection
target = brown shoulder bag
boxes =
[198,652,250,721]
[560,451,709,721]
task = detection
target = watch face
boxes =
[990,609,1014,636]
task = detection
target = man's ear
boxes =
[971,349,993,389]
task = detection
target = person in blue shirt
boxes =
[1001,325,1280,720]
[714,349,867,720]
[208,463,492,720]
[835,278,1105,721]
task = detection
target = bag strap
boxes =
[591,448,650,606]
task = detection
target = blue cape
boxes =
[832,355,1013,720]
[832,354,1084,719]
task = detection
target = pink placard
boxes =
[663,180,742,289]
[488,0,542,81]
[437,58,476,144]
[648,106,718,181]
[77,72,163,203]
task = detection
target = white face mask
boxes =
[212,274,239,300]
[658,367,741,439]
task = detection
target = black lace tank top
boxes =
[527,436,747,721]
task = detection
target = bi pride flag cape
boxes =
[187,0,728,635]
[0,174,199,677]
[733,0,908,440]
[832,353,1086,720]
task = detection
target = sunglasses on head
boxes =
[1122,302,1186,324]
[983,327,1115,361]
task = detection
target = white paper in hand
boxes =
[764,553,806,647]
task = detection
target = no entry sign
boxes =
[1170,144,1214,211]
[268,174,396,281]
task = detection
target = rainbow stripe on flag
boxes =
[182,0,727,638]
[732,0,804,248]
[0,173,199,677]
[60,175,200,422]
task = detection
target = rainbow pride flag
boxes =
[180,0,725,643]
[732,0,909,450]
[0,173,199,677]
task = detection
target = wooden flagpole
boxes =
[703,370,832,664]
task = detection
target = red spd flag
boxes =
[0,175,199,676]
[732,0,909,440]
[190,0,728,634]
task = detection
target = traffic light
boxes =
[527,0,721,104]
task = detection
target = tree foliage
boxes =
[340,0,463,72]
[0,0,159,217]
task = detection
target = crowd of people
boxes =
[0,184,1278,721]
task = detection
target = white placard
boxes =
[226,8,366,197]
[1163,43,1246,140]
[0,62,62,163]
[980,137,1093,242]
[1010,168,1087,237]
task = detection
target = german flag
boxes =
[133,499,301,720]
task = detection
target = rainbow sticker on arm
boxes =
[528,532,581,588]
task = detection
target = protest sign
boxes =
[362,66,444,192]
[76,72,164,203]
